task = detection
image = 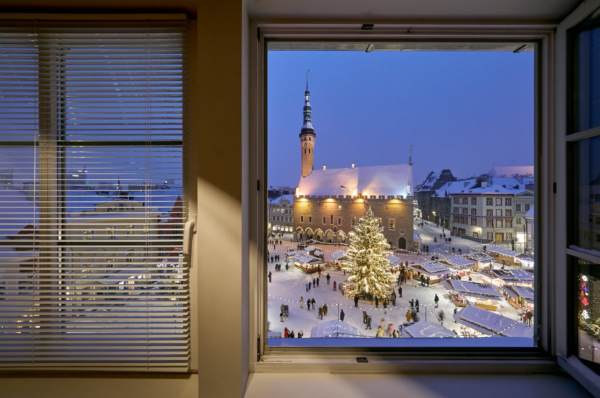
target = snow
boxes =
[487,269,534,282]
[331,250,347,260]
[411,262,449,275]
[524,205,534,219]
[310,319,365,338]
[305,245,318,252]
[516,256,534,267]
[455,305,533,338]
[290,252,321,265]
[444,280,503,299]
[386,254,402,267]
[441,255,475,268]
[465,252,494,263]
[403,321,456,338]
[502,285,534,300]
[488,166,534,178]
[297,164,412,197]
[413,230,422,242]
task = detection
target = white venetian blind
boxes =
[0,21,189,371]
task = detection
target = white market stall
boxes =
[501,284,535,312]
[453,305,533,338]
[481,268,534,287]
[464,251,494,271]
[408,261,450,284]
[331,249,348,269]
[401,321,456,338]
[440,254,476,277]
[442,279,503,311]
[310,319,365,338]
[291,252,323,274]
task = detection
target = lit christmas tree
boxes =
[342,205,393,300]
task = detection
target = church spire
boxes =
[301,70,314,134]
[409,143,413,166]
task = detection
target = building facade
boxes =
[291,81,415,249]
[268,195,294,233]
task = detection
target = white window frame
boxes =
[249,19,555,372]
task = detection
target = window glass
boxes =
[575,25,600,132]
[576,258,600,373]
[267,47,534,346]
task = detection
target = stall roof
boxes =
[304,245,318,252]
[465,252,494,262]
[292,253,322,264]
[444,280,503,299]
[502,285,535,300]
[331,250,347,260]
[488,247,522,257]
[386,254,402,267]
[454,306,533,338]
[441,255,475,268]
[515,256,535,267]
[310,319,365,338]
[413,230,422,242]
[403,321,456,338]
[488,269,534,281]
[409,262,449,276]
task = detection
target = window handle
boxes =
[183,217,197,257]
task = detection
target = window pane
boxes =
[267,47,534,347]
[575,25,600,132]
[570,136,600,253]
[576,257,600,373]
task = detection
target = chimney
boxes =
[323,165,326,170]
[351,163,355,168]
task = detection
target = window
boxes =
[516,217,522,225]
[496,198,502,206]
[323,217,326,224]
[461,208,467,214]
[389,218,395,230]
[309,216,312,223]
[471,208,477,215]
[486,198,493,206]
[330,214,334,224]
[454,207,459,213]
[0,25,189,370]
[525,204,531,211]
[338,217,342,226]
[496,219,503,228]
[506,219,513,228]
[505,198,512,206]
[486,219,494,227]
[301,216,304,222]
[505,209,512,217]
[471,217,477,226]
[487,232,494,240]
[516,204,522,211]
[471,197,477,205]
[462,197,469,204]
[496,209,503,216]
[454,197,460,204]
[486,209,493,217]
[473,232,479,238]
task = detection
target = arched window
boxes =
[308,149,311,153]
[304,149,306,153]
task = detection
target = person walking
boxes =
[280,311,284,322]
[375,296,379,308]
[298,330,303,338]
[323,303,328,316]
[326,273,331,284]
[340,309,345,322]
[454,307,458,323]
[307,300,311,311]
[383,300,388,314]
[284,327,289,338]
[398,286,403,298]
[354,294,359,308]
[366,316,372,330]
[268,271,272,283]
[391,291,396,306]
[392,328,399,338]
[333,281,337,291]
[397,275,401,286]
[434,294,440,308]
[427,276,430,287]
[380,317,386,331]
[438,310,445,326]
[312,279,316,288]
[376,326,384,338]
[306,283,309,292]
[311,298,315,309]
[308,281,311,291]
[409,299,414,309]
[415,299,420,312]
[300,297,304,309]
[318,306,324,320]
[316,277,319,287]
[387,322,394,337]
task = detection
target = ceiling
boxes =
[245,0,582,22]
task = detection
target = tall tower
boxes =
[300,73,315,178]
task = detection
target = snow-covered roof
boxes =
[310,319,365,338]
[441,255,475,268]
[386,254,402,267]
[433,179,478,197]
[413,230,422,242]
[286,250,297,256]
[502,285,534,300]
[297,164,412,197]
[444,280,503,299]
[278,195,294,203]
[410,262,449,276]
[331,250,347,260]
[465,252,494,262]
[488,166,534,178]
[304,245,318,252]
[523,205,534,219]
[515,256,534,267]
[403,321,456,338]
[487,247,522,257]
[291,253,322,265]
[488,269,533,281]
[454,306,533,338]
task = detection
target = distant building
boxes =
[415,169,458,228]
[268,186,296,200]
[291,79,415,249]
[523,205,535,253]
[66,166,88,189]
[268,195,294,233]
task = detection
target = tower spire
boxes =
[299,73,316,178]
[409,143,413,166]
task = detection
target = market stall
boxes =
[400,321,456,338]
[291,252,323,274]
[310,319,365,338]
[463,251,494,271]
[481,268,534,287]
[408,261,450,284]
[386,254,402,270]
[501,284,535,312]
[440,255,476,277]
[331,250,348,269]
[453,305,533,338]
[487,246,525,266]
[442,279,503,311]
[515,255,534,268]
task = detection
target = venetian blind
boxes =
[0,21,189,371]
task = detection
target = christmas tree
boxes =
[342,205,393,300]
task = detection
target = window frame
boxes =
[250,20,555,370]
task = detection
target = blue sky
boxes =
[268,50,534,188]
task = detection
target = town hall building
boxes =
[292,80,416,249]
